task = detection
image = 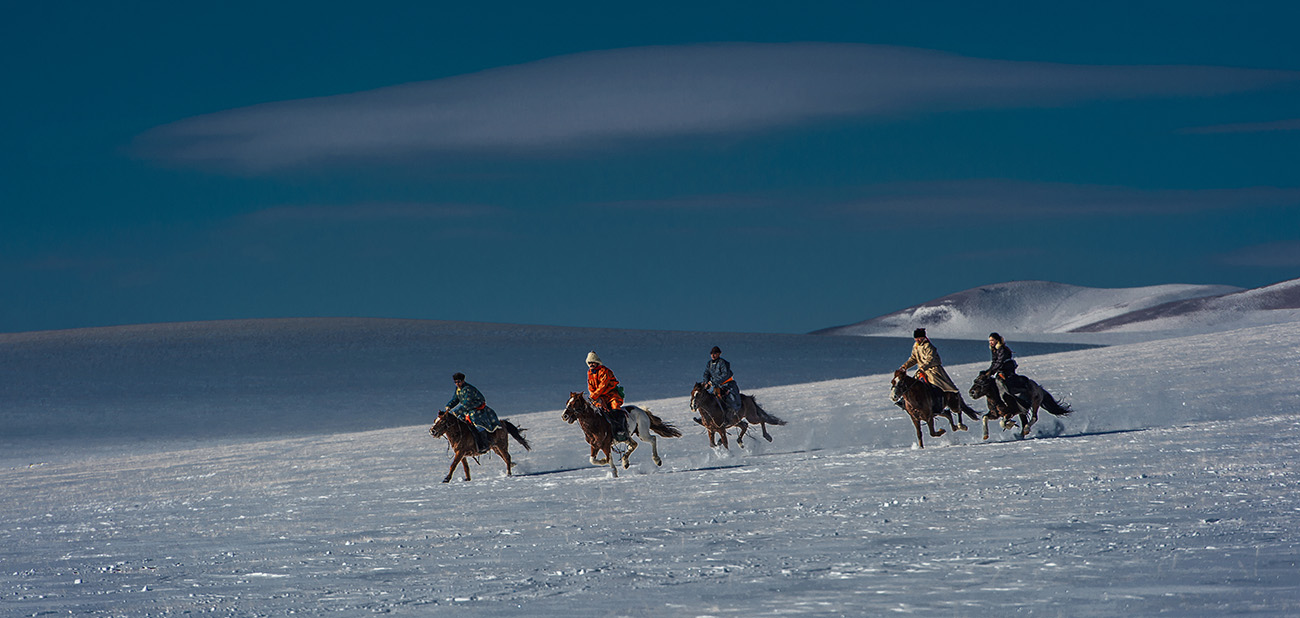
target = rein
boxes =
[433,415,485,462]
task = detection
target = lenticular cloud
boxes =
[134,43,1300,174]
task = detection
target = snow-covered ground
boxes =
[3,320,1300,616]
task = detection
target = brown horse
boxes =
[890,369,980,448]
[969,371,1073,440]
[561,392,681,478]
[689,382,786,449]
[429,410,531,483]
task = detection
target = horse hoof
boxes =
[653,456,662,466]
[764,434,774,442]
[957,424,968,431]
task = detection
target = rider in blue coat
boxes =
[702,346,743,414]
[445,372,500,451]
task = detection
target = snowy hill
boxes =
[3,319,1299,616]
[1073,277,1300,333]
[813,279,1300,342]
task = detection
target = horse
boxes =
[561,392,681,477]
[429,410,531,483]
[968,372,1073,440]
[688,382,787,449]
[890,369,980,448]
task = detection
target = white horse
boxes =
[561,393,682,477]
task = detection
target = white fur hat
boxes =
[586,351,602,366]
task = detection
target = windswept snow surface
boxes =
[815,280,1253,342]
[3,321,1300,616]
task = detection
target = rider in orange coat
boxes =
[586,351,623,410]
[586,351,627,436]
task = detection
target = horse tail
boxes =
[1039,391,1073,417]
[644,409,682,438]
[500,420,532,450]
[961,401,981,421]
[748,397,787,426]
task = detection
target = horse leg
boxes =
[736,421,749,448]
[912,416,924,449]
[760,421,773,442]
[443,452,462,483]
[590,444,608,466]
[461,455,472,482]
[1022,399,1041,437]
[947,395,968,431]
[940,408,960,433]
[495,442,512,476]
[631,420,661,466]
[607,445,618,478]
[718,427,730,450]
[927,416,947,438]
[1019,411,1032,437]
[982,415,991,440]
[622,438,638,469]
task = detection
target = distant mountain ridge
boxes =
[814,278,1300,342]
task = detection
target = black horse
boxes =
[969,372,1072,440]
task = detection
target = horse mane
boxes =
[446,410,471,426]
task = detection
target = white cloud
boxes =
[134,43,1300,174]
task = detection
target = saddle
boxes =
[473,429,494,454]
[606,407,630,441]
[997,373,1033,408]
[711,388,743,422]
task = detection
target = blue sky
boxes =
[3,1,1299,334]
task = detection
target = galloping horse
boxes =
[968,372,1073,440]
[890,369,980,448]
[689,382,787,449]
[429,410,531,483]
[561,392,681,477]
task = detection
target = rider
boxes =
[444,372,500,452]
[702,345,743,415]
[899,328,961,396]
[986,332,1030,407]
[586,352,628,438]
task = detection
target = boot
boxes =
[608,410,628,441]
